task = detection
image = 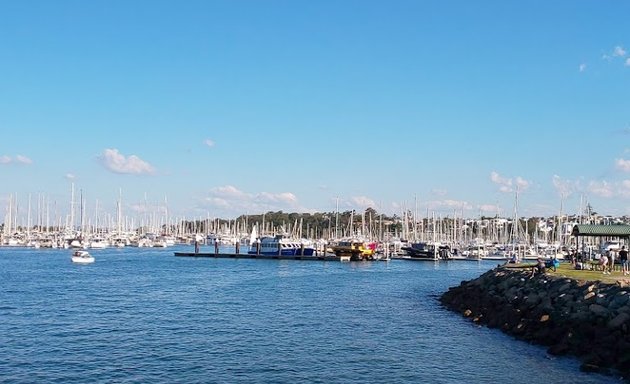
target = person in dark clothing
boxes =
[531,258,546,278]
[620,246,628,276]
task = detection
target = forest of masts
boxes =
[2,188,621,247]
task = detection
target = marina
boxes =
[3,184,627,266]
[2,0,628,382]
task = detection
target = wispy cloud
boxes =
[619,127,630,136]
[490,171,529,193]
[552,175,577,198]
[579,63,587,72]
[515,176,530,190]
[202,185,311,215]
[490,171,511,193]
[626,58,630,67]
[603,45,628,62]
[260,192,298,204]
[616,158,630,172]
[204,139,215,148]
[430,188,448,197]
[613,45,627,57]
[490,171,531,193]
[619,180,630,198]
[588,180,614,198]
[65,173,76,180]
[98,148,155,175]
[349,196,376,209]
[0,155,33,165]
[211,185,250,200]
[550,174,630,201]
[478,204,500,213]
[15,155,32,164]
[426,199,473,211]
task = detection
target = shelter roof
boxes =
[571,224,630,237]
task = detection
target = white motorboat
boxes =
[71,250,95,264]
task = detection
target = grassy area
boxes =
[504,261,629,284]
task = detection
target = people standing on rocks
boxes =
[620,246,629,276]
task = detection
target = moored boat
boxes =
[401,242,452,260]
[248,235,315,256]
[331,240,377,261]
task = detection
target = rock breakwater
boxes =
[440,266,630,378]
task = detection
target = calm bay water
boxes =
[0,246,621,383]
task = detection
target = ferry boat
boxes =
[248,235,315,256]
[71,250,95,264]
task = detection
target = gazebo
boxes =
[571,224,630,260]
[571,224,630,238]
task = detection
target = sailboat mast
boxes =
[79,189,84,238]
[70,182,75,232]
[335,196,339,239]
[118,188,123,234]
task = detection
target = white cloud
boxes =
[478,204,500,213]
[490,172,530,193]
[259,192,298,204]
[211,185,250,199]
[515,177,530,190]
[588,180,614,198]
[626,58,630,67]
[202,185,309,215]
[491,171,513,193]
[15,155,32,164]
[0,155,33,165]
[204,197,231,209]
[427,199,473,211]
[552,175,576,198]
[430,189,448,197]
[204,139,215,148]
[490,171,511,186]
[498,185,511,193]
[616,158,630,172]
[579,63,587,72]
[614,46,627,57]
[350,196,376,209]
[99,148,155,175]
[619,180,630,198]
[65,173,76,180]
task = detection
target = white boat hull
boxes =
[72,256,95,264]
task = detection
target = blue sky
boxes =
[1,0,629,222]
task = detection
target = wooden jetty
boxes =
[174,251,340,261]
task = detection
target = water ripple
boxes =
[0,247,621,383]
